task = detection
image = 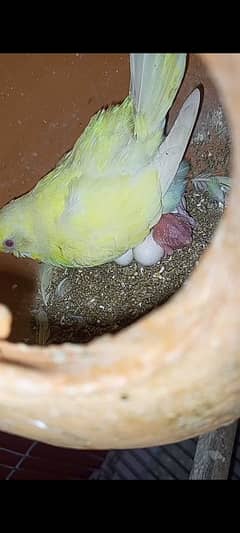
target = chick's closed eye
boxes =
[4,239,15,248]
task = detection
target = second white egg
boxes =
[133,234,164,267]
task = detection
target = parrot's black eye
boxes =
[4,239,14,248]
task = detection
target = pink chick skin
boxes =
[152,213,194,256]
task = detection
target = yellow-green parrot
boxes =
[0,54,200,269]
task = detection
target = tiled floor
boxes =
[91,439,197,480]
[0,425,239,480]
[0,431,107,480]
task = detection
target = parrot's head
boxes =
[0,198,37,260]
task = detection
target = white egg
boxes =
[133,234,164,267]
[115,249,134,266]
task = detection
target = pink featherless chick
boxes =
[152,189,196,258]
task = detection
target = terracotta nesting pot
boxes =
[0,54,238,449]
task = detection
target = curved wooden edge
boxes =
[0,53,239,449]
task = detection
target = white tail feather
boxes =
[130,53,187,139]
[157,88,201,196]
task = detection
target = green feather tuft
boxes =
[191,173,232,205]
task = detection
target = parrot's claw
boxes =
[34,309,50,345]
[36,263,52,346]
[39,263,54,306]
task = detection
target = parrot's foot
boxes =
[34,309,50,345]
[35,263,52,346]
[39,263,54,306]
[152,212,194,256]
